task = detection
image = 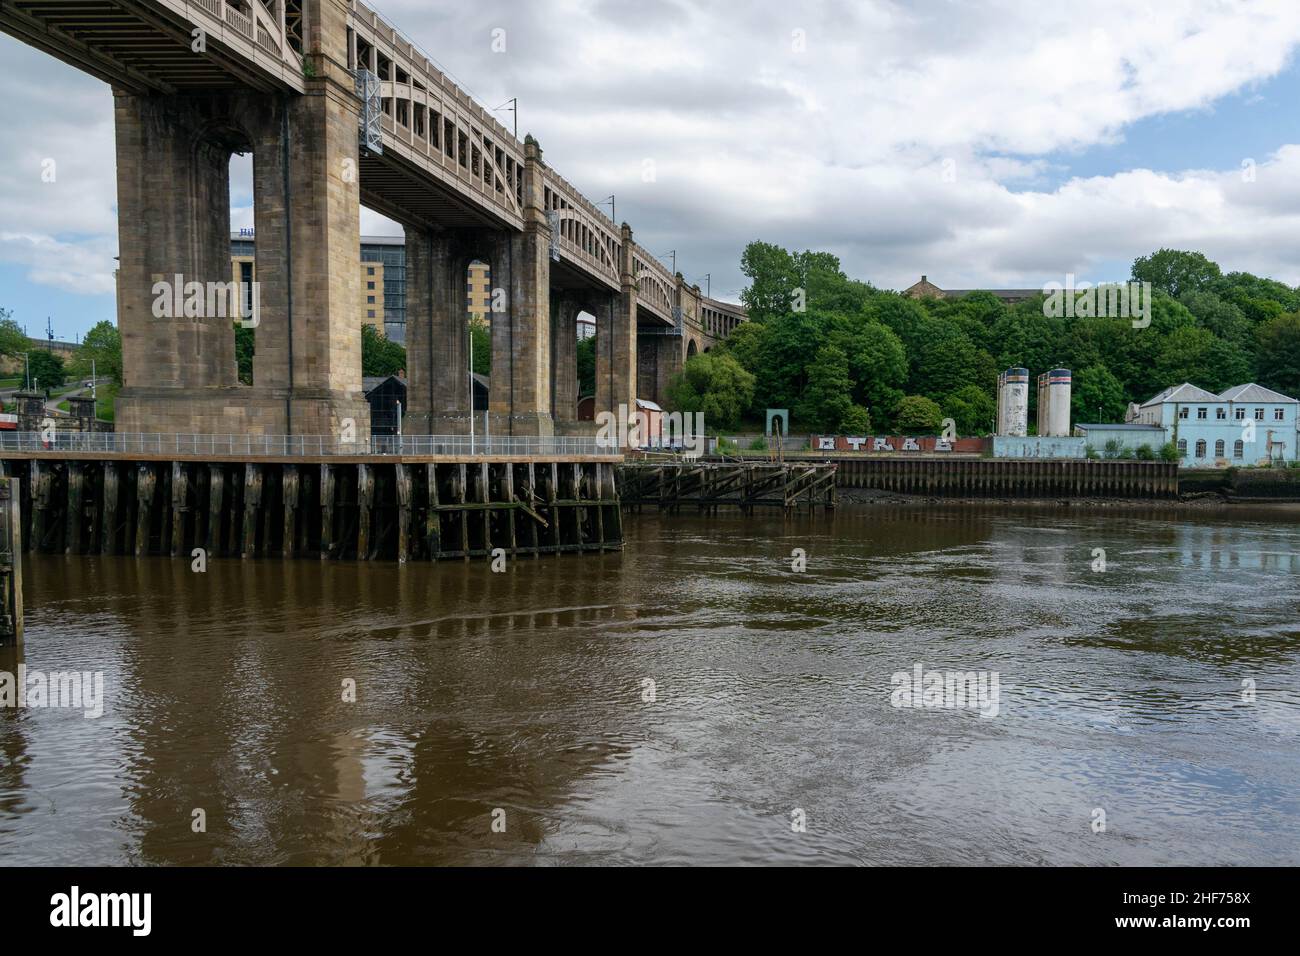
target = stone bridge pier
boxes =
[403,142,555,437]
[113,0,369,439]
[549,289,588,433]
[592,224,639,431]
[637,331,683,408]
[403,162,644,442]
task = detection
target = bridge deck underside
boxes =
[1,0,286,92]
[359,150,508,230]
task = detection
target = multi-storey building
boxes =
[231,232,405,342]
[1079,382,1300,467]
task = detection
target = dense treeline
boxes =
[666,244,1300,433]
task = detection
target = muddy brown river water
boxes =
[2,505,1298,865]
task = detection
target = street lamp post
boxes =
[469,321,475,455]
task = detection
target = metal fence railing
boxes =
[0,432,615,458]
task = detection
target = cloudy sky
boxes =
[5,0,1300,340]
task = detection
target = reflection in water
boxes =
[1,504,1298,865]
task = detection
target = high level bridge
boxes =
[0,0,747,439]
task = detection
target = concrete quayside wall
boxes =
[766,456,1179,500]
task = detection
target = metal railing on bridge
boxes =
[0,432,616,459]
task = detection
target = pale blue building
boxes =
[1119,382,1300,468]
[1073,422,1166,458]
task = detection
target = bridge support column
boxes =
[403,226,471,435]
[112,91,240,434]
[637,332,683,408]
[113,0,368,439]
[404,138,555,438]
[551,290,584,426]
[595,224,638,443]
[248,84,370,439]
[487,137,553,437]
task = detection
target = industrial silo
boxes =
[1037,368,1072,437]
[997,367,1029,437]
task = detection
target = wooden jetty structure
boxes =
[0,434,622,562]
[618,459,837,513]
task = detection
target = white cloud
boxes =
[0,232,117,295]
[3,0,1300,318]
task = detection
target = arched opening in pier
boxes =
[229,150,256,387]
[467,260,492,420]
[576,312,596,418]
[183,117,254,391]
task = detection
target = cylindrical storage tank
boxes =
[997,367,1029,437]
[1046,368,1071,437]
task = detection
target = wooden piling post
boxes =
[477,462,490,557]
[65,461,85,554]
[356,463,374,560]
[241,463,262,558]
[0,477,23,647]
[135,463,156,556]
[546,463,561,554]
[456,463,469,559]
[170,461,188,556]
[502,463,517,555]
[592,463,605,546]
[425,463,441,559]
[395,463,411,563]
[102,461,120,556]
[282,465,299,559]
[320,464,336,559]
[205,464,224,556]
[29,460,50,553]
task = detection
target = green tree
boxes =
[27,350,66,390]
[665,352,755,430]
[895,394,943,434]
[361,323,407,378]
[739,241,802,322]
[235,325,254,385]
[796,345,854,431]
[718,320,767,374]
[1071,364,1126,424]
[1213,271,1300,316]
[827,316,908,418]
[468,316,491,376]
[754,309,823,411]
[943,384,996,435]
[576,335,595,398]
[840,404,872,434]
[1152,326,1232,391]
[906,317,990,399]
[0,310,28,360]
[1256,312,1300,397]
[70,320,123,384]
[1131,249,1222,298]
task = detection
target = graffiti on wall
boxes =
[811,435,989,453]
